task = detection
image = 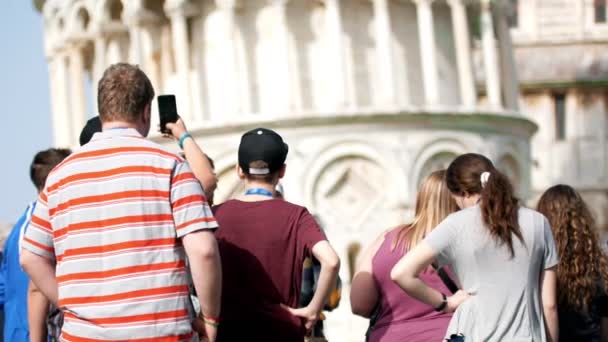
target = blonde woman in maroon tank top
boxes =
[351,170,459,341]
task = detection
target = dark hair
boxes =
[537,184,608,313]
[98,63,154,123]
[245,161,281,184]
[30,148,72,191]
[446,153,523,257]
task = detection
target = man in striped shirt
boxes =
[20,63,222,342]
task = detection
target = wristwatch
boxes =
[434,293,447,312]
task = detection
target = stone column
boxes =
[50,52,73,147]
[69,43,88,142]
[165,0,199,121]
[325,0,348,109]
[414,0,439,106]
[270,0,293,114]
[126,1,145,65]
[92,26,107,113]
[372,0,396,107]
[448,0,476,108]
[128,26,144,66]
[496,3,519,111]
[140,25,163,91]
[215,0,245,118]
[480,0,501,109]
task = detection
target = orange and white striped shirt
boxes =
[22,128,217,342]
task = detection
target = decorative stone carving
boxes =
[311,156,387,232]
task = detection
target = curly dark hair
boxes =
[537,184,608,313]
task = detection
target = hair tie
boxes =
[480,171,491,188]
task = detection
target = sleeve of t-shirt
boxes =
[171,161,218,238]
[423,217,456,269]
[21,190,55,261]
[297,209,327,253]
[541,216,559,270]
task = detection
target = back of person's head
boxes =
[392,170,458,252]
[30,148,72,192]
[97,63,154,124]
[537,184,608,313]
[237,128,289,184]
[446,153,522,257]
[79,116,102,146]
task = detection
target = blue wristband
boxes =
[178,132,192,150]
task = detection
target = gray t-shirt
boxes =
[425,205,558,341]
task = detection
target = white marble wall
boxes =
[511,0,608,230]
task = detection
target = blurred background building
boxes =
[32,0,607,340]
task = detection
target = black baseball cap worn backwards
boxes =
[79,116,102,146]
[238,128,289,175]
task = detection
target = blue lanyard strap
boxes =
[244,188,274,197]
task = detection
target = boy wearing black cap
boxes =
[212,128,340,342]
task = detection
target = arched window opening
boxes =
[108,0,124,22]
[77,7,90,31]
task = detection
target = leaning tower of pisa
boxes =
[35,0,536,339]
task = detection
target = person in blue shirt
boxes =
[0,148,70,342]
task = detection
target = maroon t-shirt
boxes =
[212,199,326,341]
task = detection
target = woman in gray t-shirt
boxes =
[391,153,559,341]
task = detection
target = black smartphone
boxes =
[157,95,179,134]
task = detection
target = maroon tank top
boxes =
[369,228,453,342]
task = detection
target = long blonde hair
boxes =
[392,170,459,252]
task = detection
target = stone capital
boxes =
[266,0,290,7]
[410,0,436,5]
[215,0,242,11]
[124,8,162,27]
[446,0,464,7]
[164,0,200,18]
[480,0,493,11]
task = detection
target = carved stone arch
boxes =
[67,2,92,34]
[496,153,521,196]
[94,0,125,24]
[410,138,468,195]
[42,2,58,21]
[143,0,167,15]
[303,140,404,234]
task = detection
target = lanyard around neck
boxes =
[244,188,274,198]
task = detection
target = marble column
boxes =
[129,25,144,66]
[325,0,348,109]
[496,3,519,111]
[414,0,439,106]
[50,52,73,147]
[165,1,199,121]
[271,0,293,114]
[448,0,476,108]
[93,34,106,112]
[481,0,501,108]
[372,0,396,106]
[140,24,163,92]
[69,43,88,143]
[215,0,245,118]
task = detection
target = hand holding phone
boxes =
[158,95,179,134]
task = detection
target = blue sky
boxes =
[0,1,53,223]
